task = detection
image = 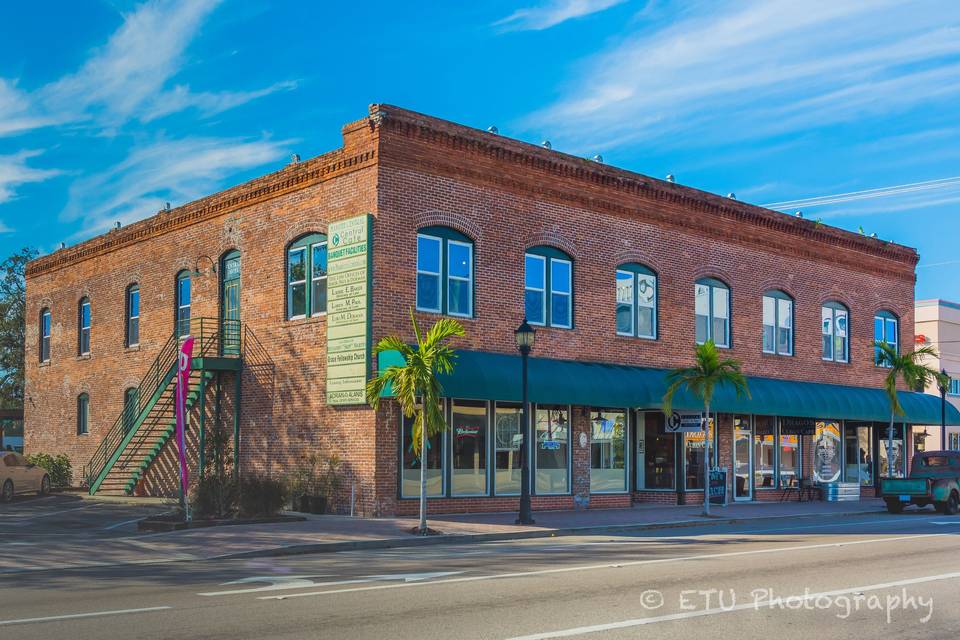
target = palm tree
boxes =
[366,309,464,535]
[662,340,750,516]
[876,342,940,478]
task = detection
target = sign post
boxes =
[175,336,195,523]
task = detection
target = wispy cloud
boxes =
[531,0,960,150]
[61,136,291,241]
[140,80,299,123]
[0,79,63,138]
[0,150,63,207]
[495,0,626,32]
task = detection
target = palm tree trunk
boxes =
[888,411,896,479]
[703,405,711,517]
[419,420,428,534]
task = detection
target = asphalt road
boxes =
[2,510,960,639]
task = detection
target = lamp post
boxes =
[939,368,949,451]
[515,320,536,525]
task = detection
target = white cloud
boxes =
[140,80,299,123]
[61,135,291,240]
[0,150,63,207]
[495,0,625,31]
[530,0,960,150]
[0,79,63,138]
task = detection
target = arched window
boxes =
[874,310,899,367]
[77,393,89,435]
[39,308,51,363]
[122,387,139,434]
[78,297,91,355]
[175,271,191,337]
[126,284,140,347]
[695,278,730,347]
[416,226,473,317]
[762,290,793,356]
[616,263,657,339]
[525,246,572,328]
[822,301,849,363]
[287,233,327,319]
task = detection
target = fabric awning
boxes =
[376,349,960,425]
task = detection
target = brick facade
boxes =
[24,104,918,515]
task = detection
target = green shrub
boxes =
[239,475,287,518]
[25,453,72,487]
[191,474,239,520]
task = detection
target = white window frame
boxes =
[762,293,793,356]
[874,313,898,367]
[616,269,634,337]
[310,240,328,318]
[415,234,442,314]
[176,274,191,337]
[695,281,730,348]
[40,310,51,363]
[127,286,140,347]
[549,257,573,329]
[446,239,473,318]
[524,253,547,326]
[79,299,91,355]
[287,247,307,320]
[822,304,849,363]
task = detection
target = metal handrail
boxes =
[82,317,242,488]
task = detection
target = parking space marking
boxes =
[0,606,172,626]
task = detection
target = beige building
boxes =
[915,299,960,451]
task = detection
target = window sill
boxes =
[761,351,794,358]
[125,345,141,353]
[38,361,51,368]
[76,354,92,361]
[283,315,327,327]
[616,333,658,341]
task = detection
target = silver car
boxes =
[1,452,51,501]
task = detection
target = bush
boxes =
[25,453,72,487]
[239,475,287,518]
[191,474,239,520]
[287,453,343,513]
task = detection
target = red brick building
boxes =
[23,104,959,515]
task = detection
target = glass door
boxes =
[733,415,752,500]
[221,251,241,355]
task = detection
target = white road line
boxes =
[3,503,100,524]
[504,571,960,639]
[260,532,953,601]
[0,606,172,627]
[102,517,145,531]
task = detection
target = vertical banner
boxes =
[176,336,195,518]
[326,214,372,405]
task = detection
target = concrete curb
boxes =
[215,508,884,561]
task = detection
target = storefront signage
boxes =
[780,417,816,436]
[664,412,704,433]
[326,214,372,406]
[541,440,561,450]
[709,469,727,505]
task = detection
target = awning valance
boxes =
[375,349,960,425]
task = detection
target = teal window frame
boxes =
[822,301,849,363]
[415,226,474,318]
[286,233,328,320]
[122,387,139,433]
[616,263,657,339]
[695,277,730,348]
[39,308,51,363]
[77,393,89,435]
[949,379,960,397]
[762,290,793,356]
[78,297,91,356]
[175,271,191,338]
[525,246,573,329]
[874,310,899,367]
[126,284,140,348]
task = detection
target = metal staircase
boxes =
[82,318,243,496]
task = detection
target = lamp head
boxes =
[514,319,536,352]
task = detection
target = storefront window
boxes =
[844,423,873,486]
[754,416,776,489]
[879,424,905,478]
[813,420,842,483]
[638,412,675,490]
[684,415,715,490]
[451,400,487,496]
[401,409,444,498]
[779,432,801,488]
[590,409,627,493]
[535,405,570,494]
[494,403,523,495]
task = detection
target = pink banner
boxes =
[175,336,195,503]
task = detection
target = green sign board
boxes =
[326,214,372,405]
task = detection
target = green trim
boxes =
[287,232,328,319]
[695,278,731,347]
[416,226,474,317]
[616,263,658,339]
[525,246,573,329]
[193,356,242,371]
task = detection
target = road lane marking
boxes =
[503,571,960,639]
[0,606,172,627]
[103,517,148,531]
[3,503,100,524]
[260,532,954,600]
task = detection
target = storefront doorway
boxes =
[733,415,752,500]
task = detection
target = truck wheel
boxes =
[939,492,960,516]
[885,499,904,514]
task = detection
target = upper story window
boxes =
[416,227,473,318]
[762,290,793,356]
[287,233,327,320]
[874,310,899,367]
[77,393,89,435]
[176,271,191,338]
[821,301,849,363]
[695,278,730,347]
[525,246,572,329]
[616,263,657,339]
[39,308,51,363]
[123,387,139,433]
[78,297,91,356]
[949,379,960,396]
[126,284,140,348]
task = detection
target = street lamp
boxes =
[515,320,536,525]
[939,369,950,451]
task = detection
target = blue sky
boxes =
[2,0,959,300]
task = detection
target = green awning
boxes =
[376,349,960,425]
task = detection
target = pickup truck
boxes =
[879,451,960,515]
